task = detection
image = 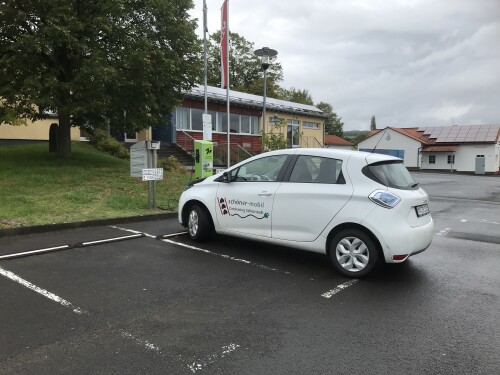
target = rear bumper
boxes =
[362,210,434,263]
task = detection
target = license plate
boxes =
[415,204,430,217]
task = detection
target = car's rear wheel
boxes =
[329,229,379,277]
[187,204,212,241]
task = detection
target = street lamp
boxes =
[254,47,278,140]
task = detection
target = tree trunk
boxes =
[57,110,72,157]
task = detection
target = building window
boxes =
[190,108,204,131]
[303,121,319,129]
[250,116,259,135]
[230,113,240,133]
[241,115,250,133]
[447,155,455,164]
[177,107,260,135]
[429,155,436,164]
[176,107,190,130]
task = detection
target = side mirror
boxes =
[222,172,231,183]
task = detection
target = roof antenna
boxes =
[371,127,388,153]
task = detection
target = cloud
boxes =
[191,0,500,130]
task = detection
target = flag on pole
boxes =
[221,0,228,89]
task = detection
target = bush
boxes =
[88,130,129,159]
[158,156,186,172]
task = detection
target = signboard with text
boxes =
[142,168,164,181]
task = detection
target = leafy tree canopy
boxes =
[316,102,344,137]
[206,31,283,98]
[0,0,201,156]
[371,115,377,130]
[278,87,314,105]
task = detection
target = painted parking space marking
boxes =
[162,238,290,274]
[188,343,240,373]
[436,227,451,236]
[461,219,500,225]
[76,233,144,246]
[111,225,291,275]
[157,231,189,239]
[119,330,161,353]
[0,266,87,314]
[110,225,157,239]
[0,245,70,261]
[321,279,359,299]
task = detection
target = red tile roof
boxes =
[362,125,500,145]
[366,130,382,138]
[388,127,435,145]
[324,134,353,146]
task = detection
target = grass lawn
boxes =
[0,142,191,229]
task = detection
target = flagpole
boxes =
[203,0,208,115]
[225,0,230,168]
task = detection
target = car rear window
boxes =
[363,160,418,190]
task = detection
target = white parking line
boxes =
[0,266,87,314]
[436,228,451,236]
[0,245,70,260]
[111,225,291,275]
[119,330,161,353]
[461,219,500,225]
[188,343,240,373]
[321,279,359,299]
[162,238,290,274]
[110,225,156,239]
[79,233,144,246]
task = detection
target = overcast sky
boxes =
[189,0,500,131]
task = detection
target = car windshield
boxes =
[367,161,417,190]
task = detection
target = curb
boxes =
[0,212,178,238]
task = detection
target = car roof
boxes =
[262,148,401,163]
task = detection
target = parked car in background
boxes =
[178,148,434,277]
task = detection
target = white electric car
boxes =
[178,148,434,277]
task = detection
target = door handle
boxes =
[258,191,272,196]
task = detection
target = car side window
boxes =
[289,156,345,184]
[229,155,288,182]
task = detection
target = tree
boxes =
[316,102,344,137]
[0,0,201,156]
[206,31,283,98]
[278,87,314,105]
[370,116,377,130]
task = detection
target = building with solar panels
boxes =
[358,125,500,174]
[0,84,327,166]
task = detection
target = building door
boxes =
[152,115,175,143]
[475,155,485,175]
[287,120,300,148]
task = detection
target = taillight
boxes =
[393,254,409,261]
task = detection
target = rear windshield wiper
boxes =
[411,183,420,188]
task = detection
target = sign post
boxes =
[202,113,212,141]
[130,141,163,209]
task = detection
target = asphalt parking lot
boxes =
[1,172,499,375]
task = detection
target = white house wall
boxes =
[357,129,421,167]
[421,144,499,173]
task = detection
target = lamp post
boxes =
[254,47,278,142]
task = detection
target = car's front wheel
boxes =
[329,229,379,277]
[187,204,213,241]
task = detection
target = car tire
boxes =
[329,229,379,278]
[187,204,213,241]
